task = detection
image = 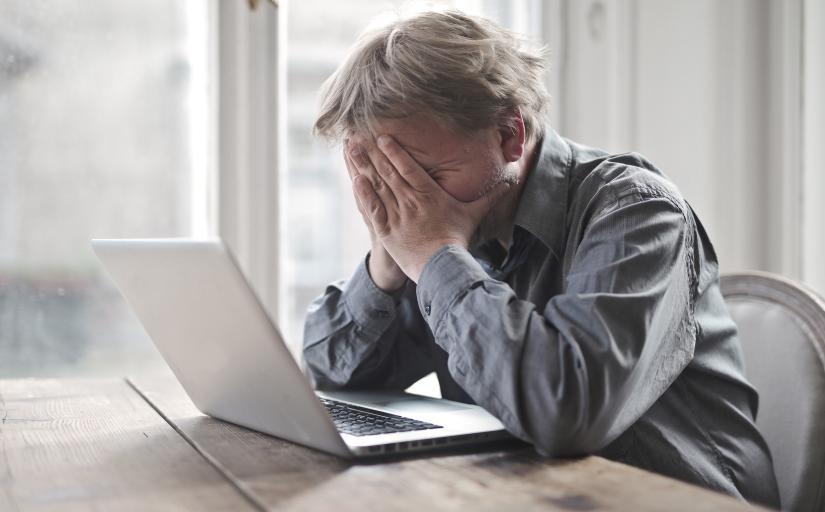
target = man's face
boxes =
[350,115,517,202]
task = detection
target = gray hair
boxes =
[313,9,550,144]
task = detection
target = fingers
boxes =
[353,175,389,236]
[342,143,359,182]
[344,145,382,242]
[365,139,415,197]
[344,150,372,222]
[376,135,439,193]
[349,144,400,212]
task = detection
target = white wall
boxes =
[546,0,823,292]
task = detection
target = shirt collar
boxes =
[513,126,572,260]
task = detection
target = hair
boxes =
[313,9,550,145]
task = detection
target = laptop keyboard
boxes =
[319,398,443,437]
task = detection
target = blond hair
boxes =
[313,9,550,144]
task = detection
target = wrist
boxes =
[367,251,406,292]
[409,239,466,283]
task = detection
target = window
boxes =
[0,1,213,376]
[5,0,818,377]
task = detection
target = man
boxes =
[302,9,780,508]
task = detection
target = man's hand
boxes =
[349,134,510,283]
[343,142,407,292]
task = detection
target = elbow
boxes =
[520,397,617,457]
[301,345,349,390]
[528,420,607,458]
[531,429,613,458]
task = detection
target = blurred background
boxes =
[0,0,822,377]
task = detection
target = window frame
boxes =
[215,0,286,323]
[802,0,825,293]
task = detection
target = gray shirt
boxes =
[302,128,780,508]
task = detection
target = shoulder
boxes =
[565,141,689,223]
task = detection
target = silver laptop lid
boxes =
[92,238,350,457]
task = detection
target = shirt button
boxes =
[424,303,431,316]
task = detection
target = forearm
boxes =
[302,258,432,390]
[416,242,695,456]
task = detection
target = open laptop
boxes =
[92,238,512,458]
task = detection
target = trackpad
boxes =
[372,398,473,414]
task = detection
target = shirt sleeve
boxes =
[415,189,697,456]
[302,254,434,390]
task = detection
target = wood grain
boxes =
[131,372,768,512]
[0,378,256,512]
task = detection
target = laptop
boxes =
[91,238,512,458]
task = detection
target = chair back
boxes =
[721,271,825,512]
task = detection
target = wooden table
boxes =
[0,375,767,511]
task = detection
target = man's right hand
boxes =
[343,142,407,292]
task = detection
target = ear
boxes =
[498,108,526,163]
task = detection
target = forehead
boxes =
[369,115,476,161]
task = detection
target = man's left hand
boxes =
[349,134,510,283]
